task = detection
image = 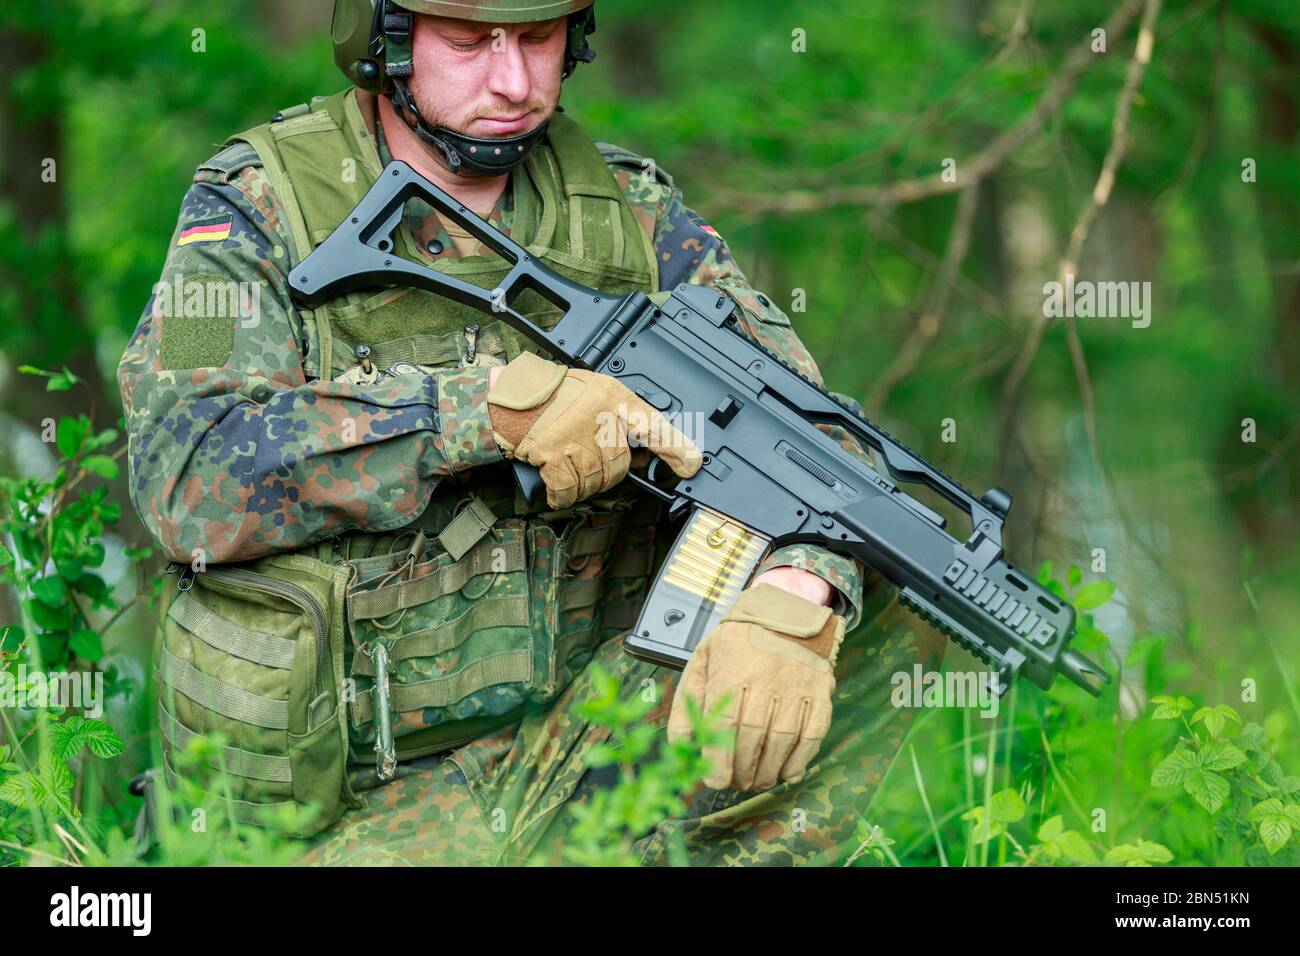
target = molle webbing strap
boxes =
[563,522,619,559]
[607,547,654,579]
[349,595,530,677]
[347,538,527,622]
[558,577,604,613]
[161,753,297,827]
[157,700,292,784]
[168,591,297,670]
[349,650,532,725]
[600,598,644,632]
[158,645,290,731]
[554,598,645,664]
[340,323,512,375]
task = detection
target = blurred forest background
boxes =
[0,0,1298,866]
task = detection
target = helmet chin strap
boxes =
[389,77,548,178]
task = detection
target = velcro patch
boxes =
[177,215,234,247]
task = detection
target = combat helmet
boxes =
[331,0,597,176]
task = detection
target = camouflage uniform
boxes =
[120,89,945,865]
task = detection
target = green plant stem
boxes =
[909,744,948,866]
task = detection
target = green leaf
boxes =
[0,772,43,810]
[1105,840,1173,867]
[51,717,123,760]
[80,455,119,481]
[1248,799,1284,823]
[1054,829,1099,864]
[31,575,68,608]
[1035,561,1054,585]
[1215,704,1242,727]
[46,367,78,392]
[1199,742,1248,772]
[989,788,1026,825]
[70,628,104,663]
[1072,581,1116,611]
[1258,816,1292,855]
[1067,565,1082,589]
[1151,748,1196,788]
[1184,769,1231,814]
[1036,815,1065,842]
[1239,723,1269,752]
[55,417,87,459]
[1192,705,1242,739]
[1150,695,1191,720]
[961,806,1005,844]
[85,428,119,451]
[1192,707,1224,738]
[0,543,13,567]
[0,754,75,816]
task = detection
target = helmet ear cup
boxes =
[332,0,387,93]
[563,7,597,79]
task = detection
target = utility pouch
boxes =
[155,554,354,839]
[344,516,534,767]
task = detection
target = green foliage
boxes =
[537,663,730,866]
[0,370,147,670]
[860,563,1297,868]
[0,375,147,865]
[1148,696,1300,862]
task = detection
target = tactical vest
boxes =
[154,89,669,836]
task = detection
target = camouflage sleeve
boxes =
[652,184,874,631]
[117,144,503,565]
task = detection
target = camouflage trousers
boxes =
[296,585,945,866]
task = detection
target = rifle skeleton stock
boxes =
[289,161,1110,698]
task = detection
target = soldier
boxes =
[118,0,945,865]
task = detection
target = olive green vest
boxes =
[148,91,669,836]
[229,89,658,381]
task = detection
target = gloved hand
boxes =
[487,351,702,509]
[667,582,845,791]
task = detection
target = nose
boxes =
[485,32,531,104]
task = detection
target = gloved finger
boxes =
[702,683,745,791]
[752,702,805,791]
[733,693,779,792]
[596,414,632,493]
[666,638,710,743]
[565,443,605,503]
[779,693,831,784]
[539,451,580,510]
[779,735,824,786]
[621,395,703,479]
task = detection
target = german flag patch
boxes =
[177,214,233,247]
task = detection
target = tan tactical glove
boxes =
[667,583,845,792]
[487,351,703,509]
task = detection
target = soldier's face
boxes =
[408,14,567,139]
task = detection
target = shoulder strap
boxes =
[543,112,657,283]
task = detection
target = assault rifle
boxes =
[289,161,1110,698]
